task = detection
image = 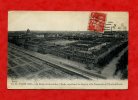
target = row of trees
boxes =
[97,41,128,68]
[114,50,128,79]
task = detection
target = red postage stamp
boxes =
[88,12,106,33]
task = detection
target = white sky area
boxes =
[8,11,128,31]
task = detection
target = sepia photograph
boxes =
[7,11,128,89]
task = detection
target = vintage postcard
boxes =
[8,11,128,89]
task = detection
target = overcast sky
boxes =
[8,11,128,31]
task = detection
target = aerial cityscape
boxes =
[8,29,128,80]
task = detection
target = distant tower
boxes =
[24,29,31,41]
[26,29,31,34]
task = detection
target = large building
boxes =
[8,29,128,69]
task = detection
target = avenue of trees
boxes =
[114,50,128,79]
[97,41,128,68]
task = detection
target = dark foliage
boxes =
[114,50,128,79]
[97,41,128,68]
